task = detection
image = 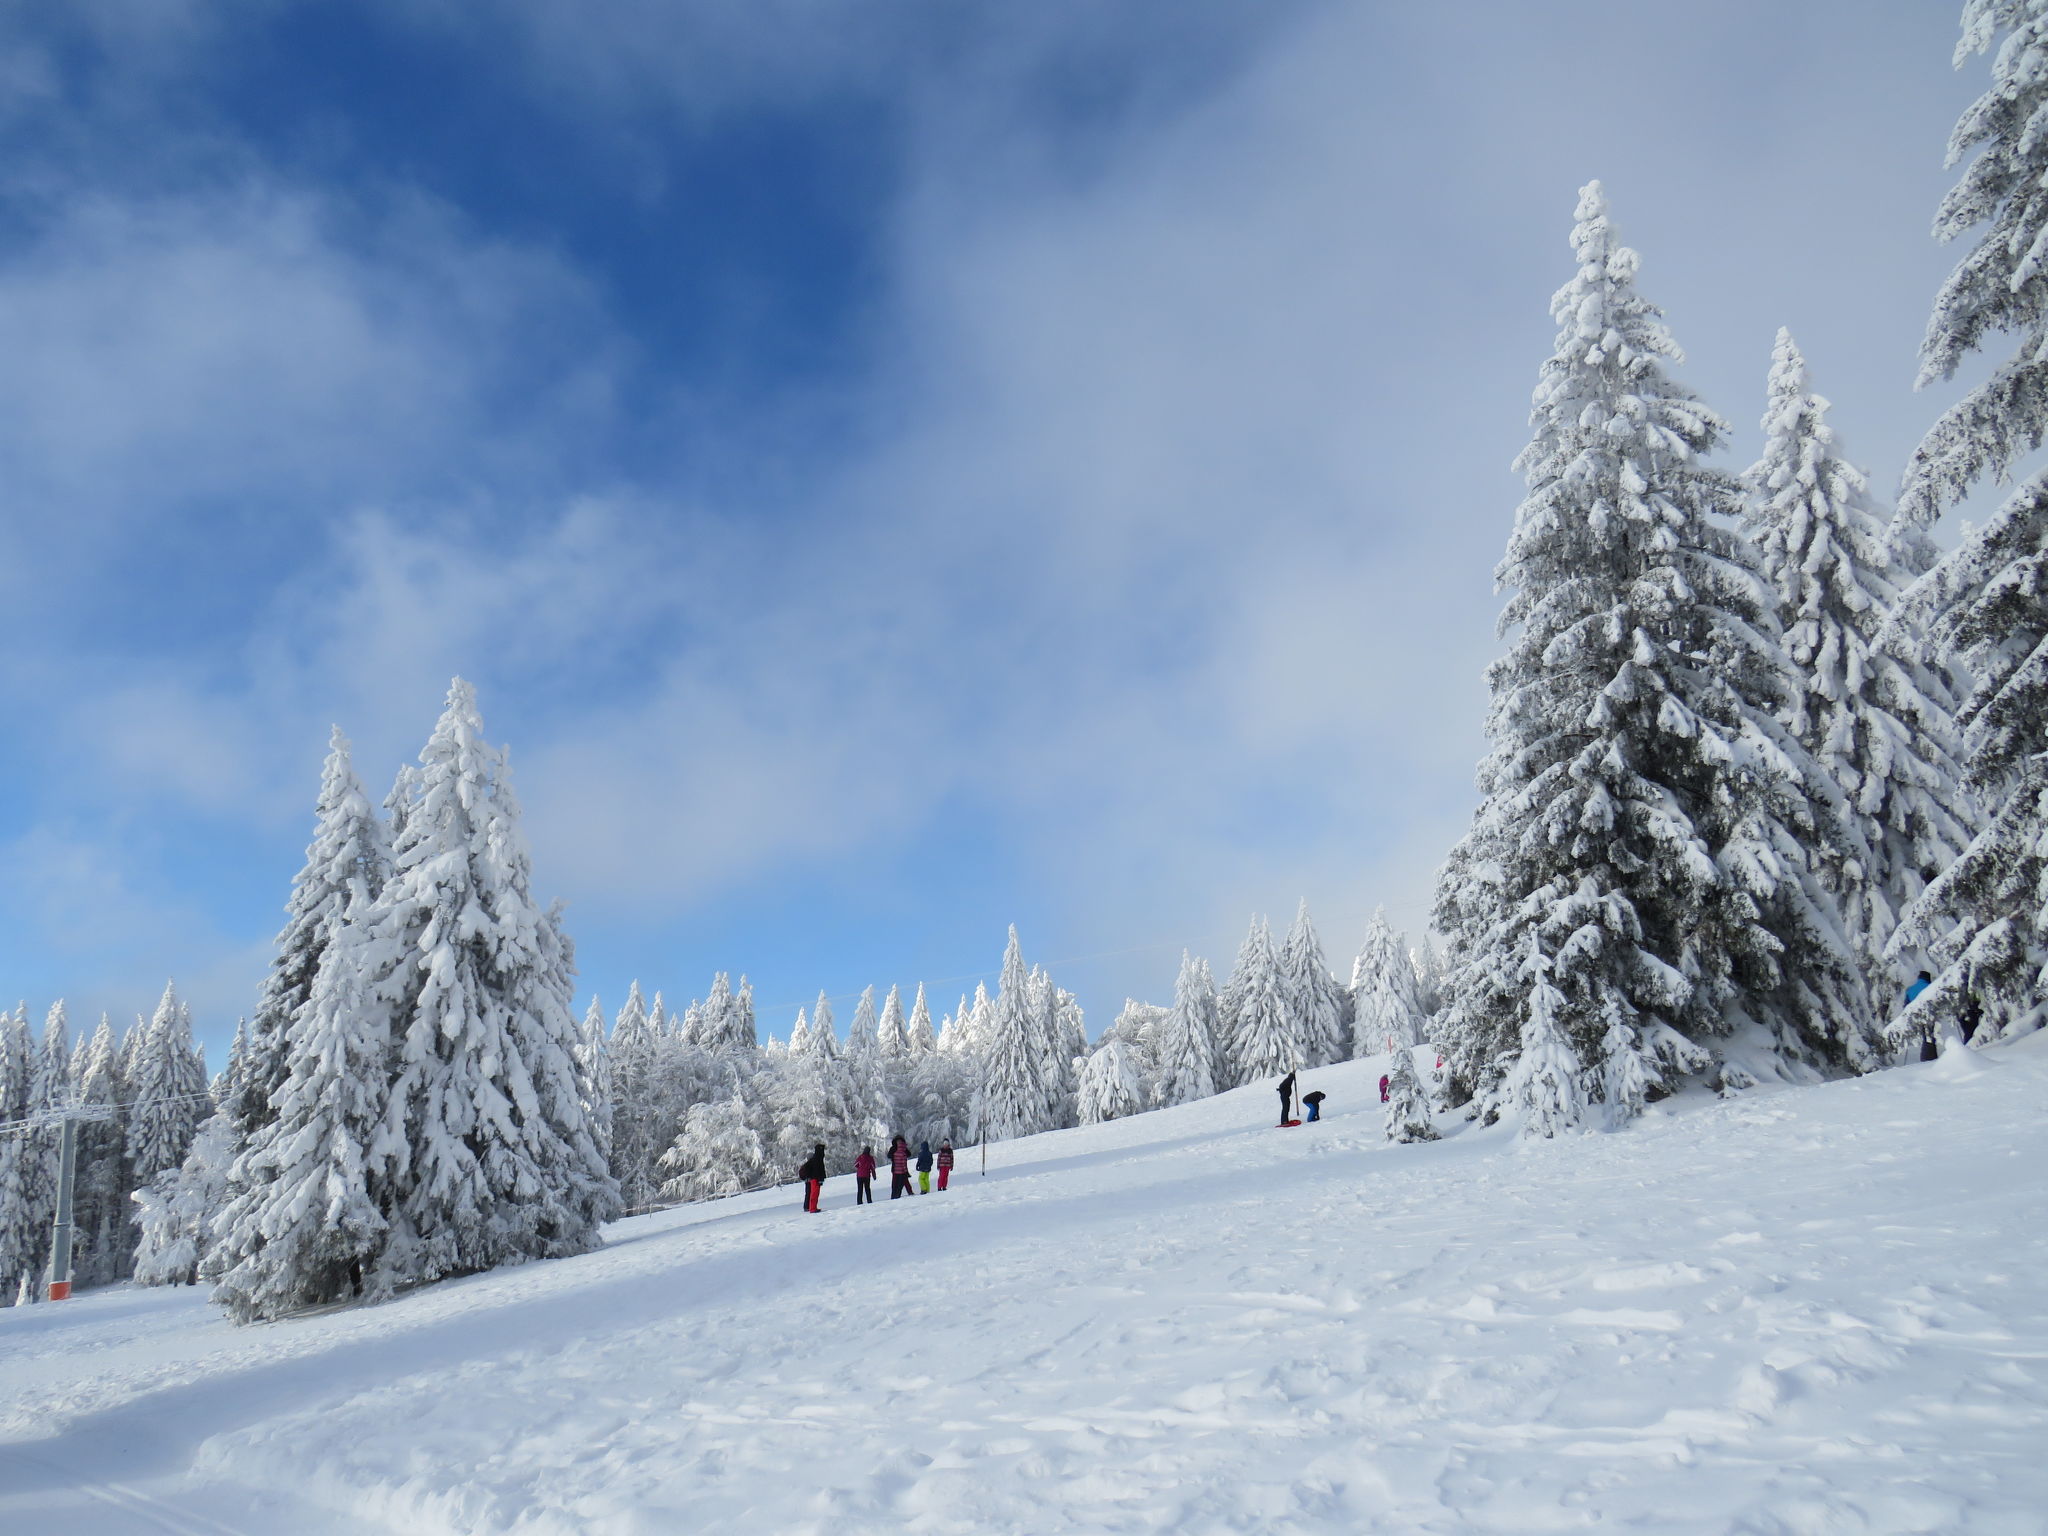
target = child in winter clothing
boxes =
[888,1136,913,1199]
[916,1141,934,1193]
[936,1140,954,1190]
[1302,1090,1325,1122]
[799,1143,827,1214]
[1378,1074,1391,1103]
[854,1146,876,1205]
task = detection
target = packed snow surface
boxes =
[3,1039,2045,1534]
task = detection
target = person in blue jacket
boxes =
[1905,969,1932,1006]
[916,1140,935,1194]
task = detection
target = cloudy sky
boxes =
[0,1,1993,1059]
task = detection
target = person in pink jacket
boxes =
[936,1141,955,1191]
[854,1146,876,1205]
[888,1135,914,1199]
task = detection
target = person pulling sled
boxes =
[1277,1070,1299,1127]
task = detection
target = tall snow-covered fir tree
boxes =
[355,679,615,1292]
[1433,182,1870,1127]
[607,982,663,1209]
[71,1014,132,1287]
[1743,328,1977,1004]
[1382,1042,1438,1144]
[1280,902,1348,1066]
[575,997,614,1168]
[227,728,390,1142]
[17,1002,72,1299]
[133,1112,237,1289]
[1221,917,1302,1085]
[1350,909,1429,1056]
[1152,951,1219,1108]
[1890,0,2048,1042]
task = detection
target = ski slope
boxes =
[3,1038,2045,1535]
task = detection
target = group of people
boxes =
[796,1135,954,1213]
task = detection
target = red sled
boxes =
[1280,1119,1302,1128]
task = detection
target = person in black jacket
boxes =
[799,1143,827,1213]
[1277,1070,1298,1126]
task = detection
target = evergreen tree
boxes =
[1213,919,1265,1089]
[1382,1043,1438,1144]
[657,1090,766,1202]
[1411,936,1447,1019]
[126,982,209,1189]
[357,679,614,1292]
[1744,329,1977,1000]
[230,728,390,1143]
[71,1015,132,1287]
[1280,901,1348,1066]
[876,985,909,1058]
[1223,918,1301,1084]
[1434,182,1866,1123]
[1351,909,1429,1056]
[608,982,662,1210]
[1890,0,2048,1042]
[575,997,614,1168]
[209,890,397,1319]
[1153,953,1220,1108]
[728,977,757,1054]
[18,1002,72,1298]
[133,1113,237,1288]
[0,1006,37,1300]
[1077,1040,1146,1124]
[975,928,1055,1141]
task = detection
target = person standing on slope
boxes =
[854,1145,876,1205]
[1905,970,1938,1061]
[1277,1070,1298,1127]
[888,1135,913,1199]
[799,1143,827,1214]
[936,1140,955,1190]
[916,1140,935,1193]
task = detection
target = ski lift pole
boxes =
[47,1114,79,1301]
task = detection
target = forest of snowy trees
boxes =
[5,1,2048,1316]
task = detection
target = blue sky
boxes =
[0,2,1992,1062]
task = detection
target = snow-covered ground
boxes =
[3,1038,2045,1535]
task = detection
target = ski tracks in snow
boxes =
[4,1042,2047,1533]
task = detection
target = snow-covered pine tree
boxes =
[1743,328,1977,1004]
[657,1090,766,1202]
[576,997,614,1168]
[1411,936,1446,1019]
[905,985,960,1141]
[1507,933,1586,1138]
[699,973,736,1052]
[1152,951,1220,1108]
[1213,919,1265,1089]
[16,1002,72,1299]
[356,679,614,1292]
[607,982,662,1210]
[228,728,391,1143]
[1223,918,1301,1085]
[208,888,398,1319]
[0,1006,37,1300]
[1382,1043,1438,1144]
[1433,182,1867,1123]
[133,1112,236,1288]
[1350,909,1429,1057]
[1889,0,2048,1042]
[727,977,757,1053]
[975,928,1055,1142]
[1280,902,1348,1066]
[876,985,909,1058]
[71,1015,132,1287]
[211,1017,248,1109]
[844,985,886,1134]
[1076,1040,1146,1124]
[126,982,209,1190]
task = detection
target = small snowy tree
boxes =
[575,997,614,1168]
[658,1090,767,1202]
[1508,934,1586,1139]
[1383,1045,1438,1144]
[0,1006,37,1300]
[1076,1040,1146,1124]
[1152,952,1219,1108]
[1351,909,1429,1057]
[133,1113,237,1288]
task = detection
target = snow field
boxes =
[2,1040,2046,1534]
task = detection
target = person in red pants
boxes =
[888,1135,914,1199]
[799,1143,827,1213]
[936,1140,954,1190]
